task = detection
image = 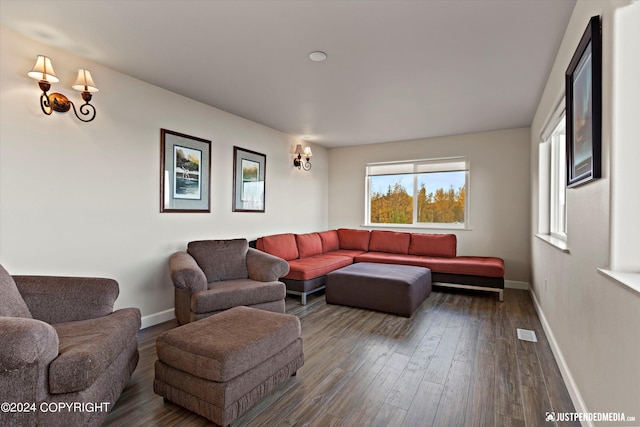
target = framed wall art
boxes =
[565,15,602,188]
[160,129,211,212]
[232,146,266,212]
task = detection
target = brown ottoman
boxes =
[153,306,304,426]
[326,262,432,317]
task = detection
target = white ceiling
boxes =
[0,0,575,148]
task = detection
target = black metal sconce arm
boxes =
[38,81,96,122]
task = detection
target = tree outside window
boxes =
[366,158,469,227]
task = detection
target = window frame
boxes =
[549,118,567,240]
[364,156,470,229]
[537,96,568,248]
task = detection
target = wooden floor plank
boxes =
[403,379,444,427]
[103,289,577,427]
[430,359,473,427]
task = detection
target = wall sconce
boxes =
[27,55,99,122]
[293,144,312,171]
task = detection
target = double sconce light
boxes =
[293,144,313,171]
[27,55,99,122]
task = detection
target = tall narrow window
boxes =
[365,157,469,228]
[550,119,567,239]
[538,97,568,248]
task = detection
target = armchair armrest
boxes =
[13,276,119,324]
[169,252,207,293]
[0,317,58,371]
[246,248,290,282]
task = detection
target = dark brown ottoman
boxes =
[154,306,304,426]
[326,262,432,317]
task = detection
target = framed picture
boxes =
[160,129,211,212]
[232,146,266,212]
[565,15,602,188]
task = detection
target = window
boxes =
[365,157,469,228]
[537,97,568,248]
[550,119,567,239]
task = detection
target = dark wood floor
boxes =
[103,288,578,427]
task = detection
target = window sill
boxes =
[535,234,570,253]
[364,224,472,231]
[597,269,640,295]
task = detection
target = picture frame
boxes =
[160,129,211,212]
[565,15,602,188]
[232,146,266,212]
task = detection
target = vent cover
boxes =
[517,328,538,342]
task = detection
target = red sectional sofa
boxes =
[256,228,505,304]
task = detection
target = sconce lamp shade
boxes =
[72,69,99,92]
[27,55,59,83]
[294,144,303,155]
[303,147,313,158]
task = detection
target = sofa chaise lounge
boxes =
[256,228,505,304]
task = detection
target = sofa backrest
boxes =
[256,230,458,260]
[187,239,249,282]
[369,230,411,254]
[337,228,371,251]
[318,230,339,253]
[0,264,33,318]
[295,233,323,258]
[408,233,457,257]
[255,233,299,260]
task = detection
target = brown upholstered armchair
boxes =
[169,238,289,325]
[0,264,141,427]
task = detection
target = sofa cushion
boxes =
[355,252,427,267]
[192,279,286,313]
[369,230,411,254]
[257,233,299,261]
[337,228,371,251]
[318,230,339,253]
[408,233,457,258]
[188,239,249,282]
[324,249,368,259]
[0,264,32,319]
[50,308,141,394]
[425,256,504,277]
[353,253,504,278]
[295,233,323,258]
[285,254,353,281]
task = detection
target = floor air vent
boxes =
[517,328,538,342]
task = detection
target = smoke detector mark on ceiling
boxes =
[309,51,327,62]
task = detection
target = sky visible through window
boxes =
[370,172,465,195]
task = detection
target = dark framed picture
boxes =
[160,129,211,212]
[232,146,265,212]
[565,15,602,188]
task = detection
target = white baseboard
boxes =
[505,280,530,290]
[529,290,591,427]
[140,308,175,330]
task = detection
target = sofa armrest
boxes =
[169,251,208,293]
[0,317,59,371]
[13,276,119,324]
[246,248,290,282]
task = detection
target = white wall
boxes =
[0,27,329,326]
[530,0,640,424]
[611,1,640,272]
[328,128,531,283]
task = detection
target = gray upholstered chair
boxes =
[169,238,289,325]
[0,264,141,427]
